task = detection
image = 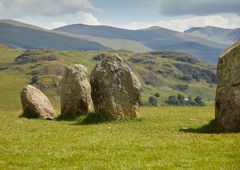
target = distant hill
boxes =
[55,24,177,41]
[0,20,107,51]
[0,20,152,53]
[54,24,227,63]
[185,26,240,45]
[55,31,153,53]
[0,19,235,64]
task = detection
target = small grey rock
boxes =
[20,85,56,119]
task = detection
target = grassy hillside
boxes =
[55,24,227,63]
[0,106,239,169]
[0,45,216,111]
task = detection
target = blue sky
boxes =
[0,0,240,31]
[91,0,160,24]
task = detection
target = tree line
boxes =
[145,93,205,106]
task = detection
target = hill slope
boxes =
[0,20,107,51]
[55,31,153,52]
[55,24,227,63]
[185,26,240,45]
[0,45,216,110]
[0,20,152,53]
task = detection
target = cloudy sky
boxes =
[0,0,240,31]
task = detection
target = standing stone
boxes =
[61,64,93,118]
[215,40,240,132]
[90,54,141,120]
[20,85,56,119]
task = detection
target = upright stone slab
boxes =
[90,54,141,120]
[215,40,240,132]
[20,85,56,119]
[61,64,93,118]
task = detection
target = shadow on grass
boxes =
[19,113,53,120]
[75,112,111,125]
[72,112,144,125]
[19,111,39,119]
[179,119,220,134]
[55,114,77,122]
[180,119,240,133]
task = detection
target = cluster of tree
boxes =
[144,93,205,106]
[165,94,205,106]
[148,92,160,106]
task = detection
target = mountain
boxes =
[185,26,240,45]
[55,24,177,42]
[54,24,227,64]
[0,45,216,110]
[0,20,108,51]
[0,20,233,64]
[0,20,152,53]
[55,31,152,52]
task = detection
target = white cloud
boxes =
[77,12,100,25]
[124,15,240,32]
[0,0,98,17]
[0,0,101,29]
[152,0,240,16]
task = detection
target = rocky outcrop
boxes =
[61,64,93,118]
[20,85,56,119]
[174,63,217,84]
[215,40,240,132]
[15,49,59,64]
[92,53,108,61]
[90,54,141,120]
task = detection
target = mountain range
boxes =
[1,19,240,64]
[185,26,240,45]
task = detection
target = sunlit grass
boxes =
[0,106,239,169]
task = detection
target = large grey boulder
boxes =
[20,85,56,119]
[215,40,240,132]
[61,64,93,118]
[90,54,141,120]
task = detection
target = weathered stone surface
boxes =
[215,40,240,132]
[61,64,93,118]
[20,85,56,119]
[90,54,141,120]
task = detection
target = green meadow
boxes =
[0,45,239,169]
[0,106,239,169]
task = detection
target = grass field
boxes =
[0,106,239,169]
